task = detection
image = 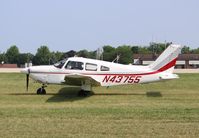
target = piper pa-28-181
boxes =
[21,44,182,95]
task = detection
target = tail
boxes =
[149,44,183,73]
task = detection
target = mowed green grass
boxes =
[0,73,199,138]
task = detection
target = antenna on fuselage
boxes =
[112,54,120,63]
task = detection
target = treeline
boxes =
[0,43,199,66]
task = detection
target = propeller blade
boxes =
[26,74,29,91]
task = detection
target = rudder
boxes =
[149,44,182,73]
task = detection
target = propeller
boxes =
[26,69,30,92]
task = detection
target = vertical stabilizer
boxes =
[149,44,182,73]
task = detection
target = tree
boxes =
[192,48,199,54]
[50,51,64,64]
[18,53,34,65]
[6,45,20,64]
[131,46,139,54]
[33,46,51,65]
[181,46,190,54]
[138,47,151,54]
[148,43,167,54]
[76,50,89,58]
[87,51,96,59]
[116,45,133,64]
[103,45,116,62]
[0,52,7,63]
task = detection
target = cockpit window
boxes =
[65,61,84,70]
[54,59,68,69]
[101,66,110,71]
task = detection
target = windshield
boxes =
[54,59,68,69]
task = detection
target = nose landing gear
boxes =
[37,84,47,95]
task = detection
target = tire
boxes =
[37,88,46,95]
[41,89,46,95]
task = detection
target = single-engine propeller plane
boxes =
[21,44,182,95]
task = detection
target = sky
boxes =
[0,0,199,53]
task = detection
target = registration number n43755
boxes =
[102,75,141,84]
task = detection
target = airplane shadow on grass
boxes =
[93,91,162,97]
[9,87,162,102]
[46,87,162,103]
[46,87,91,102]
[146,91,162,97]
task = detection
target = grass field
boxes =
[0,73,199,138]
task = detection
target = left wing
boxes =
[64,74,101,86]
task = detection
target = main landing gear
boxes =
[78,82,92,97]
[37,84,47,95]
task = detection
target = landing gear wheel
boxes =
[37,88,46,95]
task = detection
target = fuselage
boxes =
[21,57,178,87]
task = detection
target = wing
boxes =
[64,74,101,87]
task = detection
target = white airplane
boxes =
[21,44,182,95]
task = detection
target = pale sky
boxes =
[0,0,199,53]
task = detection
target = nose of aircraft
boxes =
[21,68,29,74]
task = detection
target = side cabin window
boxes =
[85,63,97,71]
[65,61,84,70]
[100,66,110,71]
